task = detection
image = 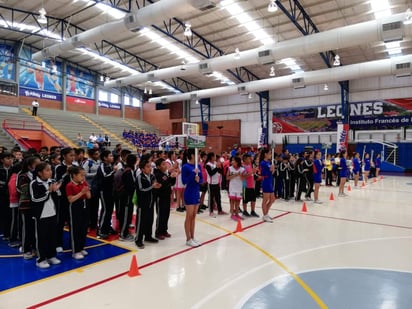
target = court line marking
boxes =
[273,208,412,230]
[194,235,412,308]
[194,214,328,309]
[26,212,291,309]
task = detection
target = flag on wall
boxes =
[336,122,349,153]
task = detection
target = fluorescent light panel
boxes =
[370,0,391,19]
[221,0,275,45]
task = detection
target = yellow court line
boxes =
[176,212,328,309]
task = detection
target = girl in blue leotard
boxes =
[338,150,348,197]
[259,148,275,223]
[181,149,203,247]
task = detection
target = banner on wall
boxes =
[66,65,95,100]
[272,99,412,133]
[67,96,95,107]
[19,87,62,101]
[99,101,121,110]
[336,122,349,153]
[19,59,63,94]
[0,44,15,80]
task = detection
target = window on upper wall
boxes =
[124,96,130,106]
[111,93,119,103]
[132,97,141,107]
[99,89,108,102]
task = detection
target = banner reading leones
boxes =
[336,122,349,153]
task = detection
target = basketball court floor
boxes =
[0,175,411,308]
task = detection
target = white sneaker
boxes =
[56,247,63,253]
[47,257,61,265]
[72,252,84,260]
[263,215,273,223]
[209,212,216,218]
[192,239,202,246]
[23,252,33,260]
[36,260,50,269]
[314,200,323,204]
[186,239,199,247]
[81,250,88,256]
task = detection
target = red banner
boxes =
[66,96,95,106]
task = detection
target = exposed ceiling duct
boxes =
[106,13,411,88]
[32,0,216,61]
[148,55,412,103]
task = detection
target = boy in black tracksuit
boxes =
[135,159,161,249]
[0,153,13,241]
[118,154,137,241]
[279,155,291,201]
[154,158,176,239]
[303,153,314,200]
[96,150,115,239]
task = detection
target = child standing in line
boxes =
[175,150,186,212]
[8,162,23,248]
[338,151,348,197]
[118,154,137,241]
[205,152,226,217]
[96,150,116,240]
[181,149,203,247]
[363,153,371,183]
[154,158,177,239]
[135,158,161,249]
[0,152,13,243]
[260,148,275,223]
[227,156,245,221]
[66,166,91,260]
[17,156,41,259]
[54,147,75,252]
[241,153,258,217]
[313,151,324,204]
[352,152,361,188]
[30,163,62,269]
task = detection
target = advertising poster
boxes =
[99,101,121,110]
[272,99,412,133]
[336,122,349,153]
[0,44,15,80]
[66,65,95,99]
[19,48,63,100]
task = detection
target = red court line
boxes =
[274,208,412,230]
[27,211,291,309]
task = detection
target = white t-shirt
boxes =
[32,100,39,107]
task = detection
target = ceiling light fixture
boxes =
[267,0,278,13]
[184,23,192,37]
[333,54,340,66]
[38,8,47,24]
[234,48,240,59]
[100,75,104,82]
[195,99,199,104]
[269,66,276,77]
[180,60,186,71]
[105,76,110,82]
[148,88,152,95]
[144,87,147,94]
[404,8,412,25]
[324,84,329,91]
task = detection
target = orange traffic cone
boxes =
[128,255,141,277]
[301,202,308,212]
[329,192,335,201]
[235,219,243,233]
[347,184,351,191]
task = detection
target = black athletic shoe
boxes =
[200,204,207,210]
[176,207,185,212]
[145,237,159,243]
[242,210,251,217]
[135,242,145,249]
[97,233,108,240]
[250,211,260,218]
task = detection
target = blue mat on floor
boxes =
[0,232,131,292]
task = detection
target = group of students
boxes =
[0,144,384,269]
[122,129,160,150]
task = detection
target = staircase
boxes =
[0,111,41,150]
